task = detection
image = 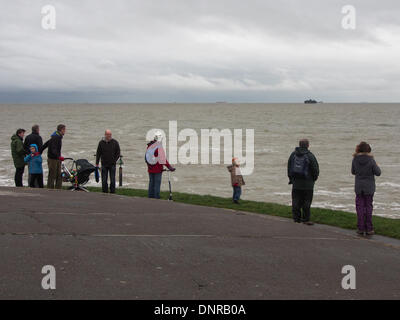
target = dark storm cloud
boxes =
[0,0,400,102]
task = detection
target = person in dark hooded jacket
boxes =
[287,139,319,225]
[352,142,381,236]
[11,128,27,187]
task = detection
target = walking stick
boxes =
[118,155,124,187]
[168,170,173,201]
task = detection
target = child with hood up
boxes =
[227,157,245,204]
[24,144,44,188]
[352,141,381,236]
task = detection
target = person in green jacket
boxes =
[11,128,27,187]
[287,139,319,225]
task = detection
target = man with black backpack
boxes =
[287,139,319,225]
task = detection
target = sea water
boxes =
[1,103,399,219]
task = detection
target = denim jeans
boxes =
[291,189,314,222]
[101,165,116,193]
[233,186,242,201]
[148,172,162,199]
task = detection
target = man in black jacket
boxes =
[24,125,43,153]
[96,129,120,193]
[287,139,319,225]
[43,124,66,189]
[24,125,43,187]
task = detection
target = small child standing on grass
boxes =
[227,157,245,204]
[24,144,44,188]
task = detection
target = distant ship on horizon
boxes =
[304,99,322,104]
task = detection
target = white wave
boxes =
[377,182,400,188]
[312,201,354,210]
[273,192,291,196]
[339,187,353,192]
[314,189,352,197]
[67,151,87,156]
[255,147,277,154]
[375,212,400,219]
[0,177,14,186]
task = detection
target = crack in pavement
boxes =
[0,232,216,237]
[15,211,63,234]
[0,232,365,241]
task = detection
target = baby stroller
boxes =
[61,158,97,192]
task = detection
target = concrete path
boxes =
[0,186,399,299]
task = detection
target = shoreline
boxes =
[87,186,400,240]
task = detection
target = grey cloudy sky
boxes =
[1,0,400,102]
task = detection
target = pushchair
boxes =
[61,158,97,192]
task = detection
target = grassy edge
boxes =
[87,186,400,240]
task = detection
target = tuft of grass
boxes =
[87,187,400,240]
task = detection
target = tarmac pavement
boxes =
[0,186,399,299]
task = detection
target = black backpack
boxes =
[292,153,310,177]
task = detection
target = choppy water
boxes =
[1,103,399,219]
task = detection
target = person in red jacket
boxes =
[145,131,175,199]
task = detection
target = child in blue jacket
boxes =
[24,144,43,188]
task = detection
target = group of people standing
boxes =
[10,124,66,189]
[10,125,169,197]
[227,138,381,236]
[11,126,381,236]
[10,125,122,194]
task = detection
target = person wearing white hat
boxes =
[145,131,175,199]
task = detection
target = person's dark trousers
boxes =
[355,193,374,232]
[233,186,242,201]
[28,173,40,187]
[47,158,62,189]
[29,174,44,188]
[292,189,314,222]
[148,172,162,199]
[101,165,116,193]
[14,166,25,187]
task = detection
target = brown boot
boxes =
[303,221,314,226]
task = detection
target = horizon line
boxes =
[1,101,400,105]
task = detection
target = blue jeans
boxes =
[233,186,242,201]
[148,172,162,199]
